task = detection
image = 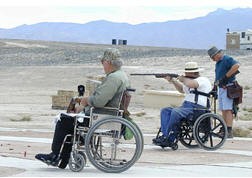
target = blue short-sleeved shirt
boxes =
[215,55,238,87]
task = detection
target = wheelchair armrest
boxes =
[126,88,136,92]
[92,107,123,116]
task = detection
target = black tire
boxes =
[179,120,198,149]
[171,143,178,150]
[131,121,144,160]
[85,117,143,173]
[193,113,227,151]
[68,152,86,172]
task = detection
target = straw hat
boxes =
[184,62,203,73]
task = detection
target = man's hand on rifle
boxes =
[217,70,240,86]
[164,75,173,82]
[218,75,229,86]
[73,97,90,113]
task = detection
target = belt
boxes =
[220,80,236,89]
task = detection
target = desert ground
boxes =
[0,39,252,176]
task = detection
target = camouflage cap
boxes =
[102,48,121,61]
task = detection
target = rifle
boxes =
[216,70,240,86]
[66,97,83,113]
[130,73,179,78]
[66,85,85,113]
[211,70,240,113]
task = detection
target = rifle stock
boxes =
[216,70,240,86]
[130,73,179,78]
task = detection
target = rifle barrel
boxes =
[130,73,179,78]
[130,74,157,75]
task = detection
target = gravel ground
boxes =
[1,38,251,66]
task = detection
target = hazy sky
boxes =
[1,0,252,29]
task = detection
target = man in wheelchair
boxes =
[152,62,212,148]
[35,48,130,169]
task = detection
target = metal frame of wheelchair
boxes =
[155,89,228,151]
[60,89,144,173]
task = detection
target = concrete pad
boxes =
[1,135,252,177]
[0,156,252,177]
[144,90,185,109]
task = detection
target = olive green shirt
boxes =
[88,69,130,108]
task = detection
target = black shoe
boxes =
[153,136,173,147]
[152,137,159,144]
[35,152,59,166]
[152,135,166,144]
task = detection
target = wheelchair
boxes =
[58,87,144,173]
[154,87,228,151]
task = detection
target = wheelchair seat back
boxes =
[119,89,133,115]
[92,88,134,115]
[87,88,135,127]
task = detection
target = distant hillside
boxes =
[1,38,251,67]
[0,8,252,49]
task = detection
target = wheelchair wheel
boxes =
[131,121,144,160]
[68,152,86,172]
[193,113,227,151]
[171,143,178,150]
[179,120,198,149]
[85,117,143,173]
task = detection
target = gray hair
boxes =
[111,58,123,68]
[102,48,123,68]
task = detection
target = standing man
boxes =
[208,46,240,138]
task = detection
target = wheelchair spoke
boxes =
[211,123,221,132]
[111,140,117,160]
[201,132,209,143]
[212,132,223,139]
[185,133,190,139]
[179,124,198,148]
[209,134,213,147]
[188,138,192,145]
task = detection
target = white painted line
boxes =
[211,149,252,157]
[1,136,252,158]
[0,136,52,144]
[1,127,252,141]
[0,127,53,133]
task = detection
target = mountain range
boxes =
[0,8,252,49]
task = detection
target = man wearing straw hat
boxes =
[153,62,212,147]
[208,46,240,138]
